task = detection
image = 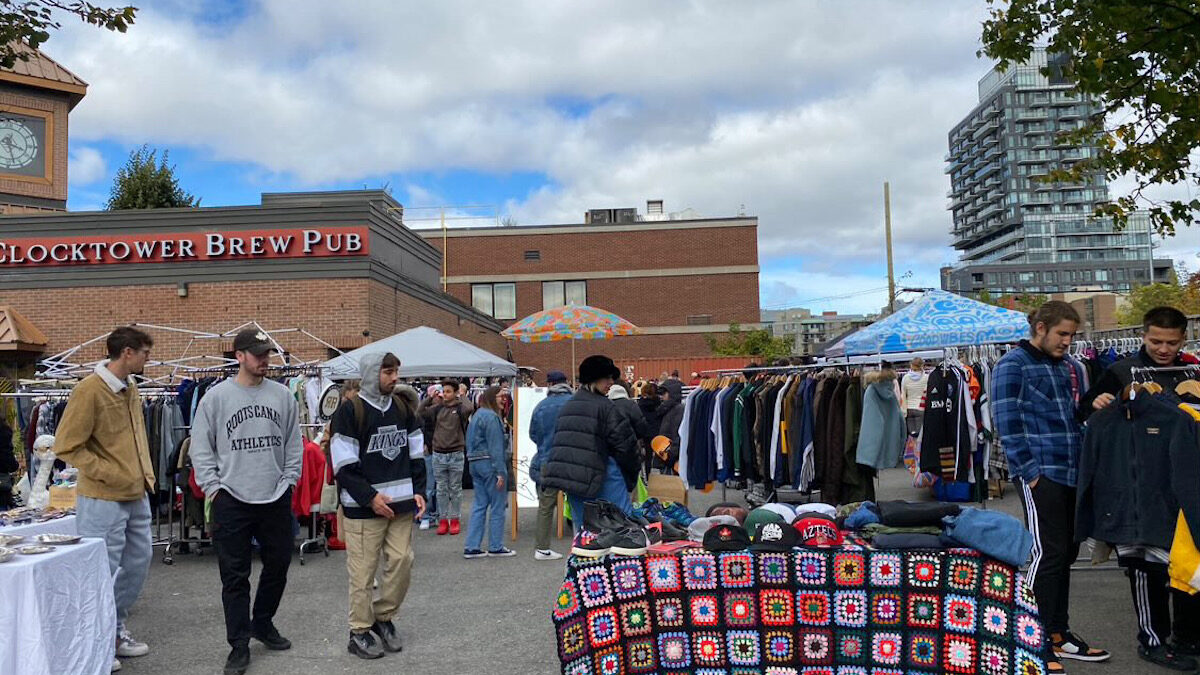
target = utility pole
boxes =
[884,181,896,314]
[441,208,447,291]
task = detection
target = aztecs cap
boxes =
[793,514,844,547]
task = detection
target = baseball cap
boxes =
[743,507,788,534]
[795,502,837,519]
[706,502,749,525]
[232,329,276,356]
[793,514,844,547]
[546,370,568,384]
[686,515,739,543]
[702,523,751,552]
[760,503,798,524]
[751,520,799,552]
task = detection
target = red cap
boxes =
[793,515,843,547]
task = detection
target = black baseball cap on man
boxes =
[232,329,277,356]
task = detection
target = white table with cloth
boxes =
[0,514,78,538]
[0,537,116,675]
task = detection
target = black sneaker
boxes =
[370,620,403,653]
[609,526,650,556]
[571,501,620,557]
[251,624,291,651]
[1139,645,1198,671]
[1052,632,1111,662]
[348,631,385,660]
[462,549,488,559]
[223,645,250,675]
[1171,639,1200,657]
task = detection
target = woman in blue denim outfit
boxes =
[462,386,515,559]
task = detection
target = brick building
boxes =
[0,191,508,372]
[420,208,762,377]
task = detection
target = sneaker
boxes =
[608,526,650,557]
[370,619,403,653]
[251,623,292,650]
[111,659,121,673]
[1138,645,1197,671]
[488,547,517,557]
[449,518,461,535]
[436,519,449,535]
[418,519,430,531]
[116,628,149,658]
[660,500,697,526]
[348,631,385,660]
[224,645,250,675]
[571,502,615,558]
[1052,632,1111,662]
[463,548,488,559]
[1173,639,1200,657]
[534,549,564,561]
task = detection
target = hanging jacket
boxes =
[540,387,637,498]
[857,370,906,470]
[1076,394,1200,549]
[1079,347,1200,422]
[919,366,973,482]
[527,384,572,485]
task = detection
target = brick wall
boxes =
[428,221,758,277]
[0,278,507,376]
[0,84,68,202]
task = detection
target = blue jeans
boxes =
[423,454,437,520]
[567,457,632,534]
[76,495,152,627]
[464,461,508,552]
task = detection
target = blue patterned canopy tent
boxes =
[834,290,1030,356]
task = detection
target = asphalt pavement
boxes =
[115,469,1158,674]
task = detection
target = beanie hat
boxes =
[546,370,568,384]
[579,355,620,385]
[607,385,630,400]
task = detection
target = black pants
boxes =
[211,488,294,647]
[1121,557,1200,648]
[1018,477,1077,635]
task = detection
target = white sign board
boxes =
[513,386,548,508]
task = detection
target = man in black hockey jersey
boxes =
[330,352,426,659]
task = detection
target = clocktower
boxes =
[0,44,86,214]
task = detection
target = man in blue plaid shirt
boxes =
[992,301,1111,673]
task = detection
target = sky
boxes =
[49,0,1200,314]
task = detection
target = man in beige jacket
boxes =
[55,326,156,673]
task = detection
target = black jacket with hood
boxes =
[1079,347,1199,422]
[539,386,637,498]
[1077,392,1200,548]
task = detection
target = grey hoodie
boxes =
[191,375,304,504]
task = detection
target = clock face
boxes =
[0,117,37,169]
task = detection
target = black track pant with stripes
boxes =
[1120,557,1200,649]
[1018,477,1077,635]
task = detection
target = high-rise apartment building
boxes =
[941,50,1172,296]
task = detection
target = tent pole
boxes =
[571,339,576,386]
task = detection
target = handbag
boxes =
[319,452,339,515]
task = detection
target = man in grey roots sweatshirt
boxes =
[190,329,303,675]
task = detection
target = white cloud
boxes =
[68,146,107,185]
[44,1,1094,312]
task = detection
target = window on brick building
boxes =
[472,283,516,320]
[542,280,587,309]
[687,315,713,325]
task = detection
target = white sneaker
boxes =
[535,549,564,561]
[111,658,122,672]
[418,519,430,531]
[116,628,149,657]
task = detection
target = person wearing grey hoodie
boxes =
[330,351,426,660]
[190,329,304,675]
[855,367,906,470]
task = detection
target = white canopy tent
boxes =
[321,326,518,380]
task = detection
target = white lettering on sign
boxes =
[0,227,368,267]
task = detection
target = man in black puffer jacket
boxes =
[655,380,685,474]
[540,355,638,528]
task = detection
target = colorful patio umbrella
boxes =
[501,304,640,382]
